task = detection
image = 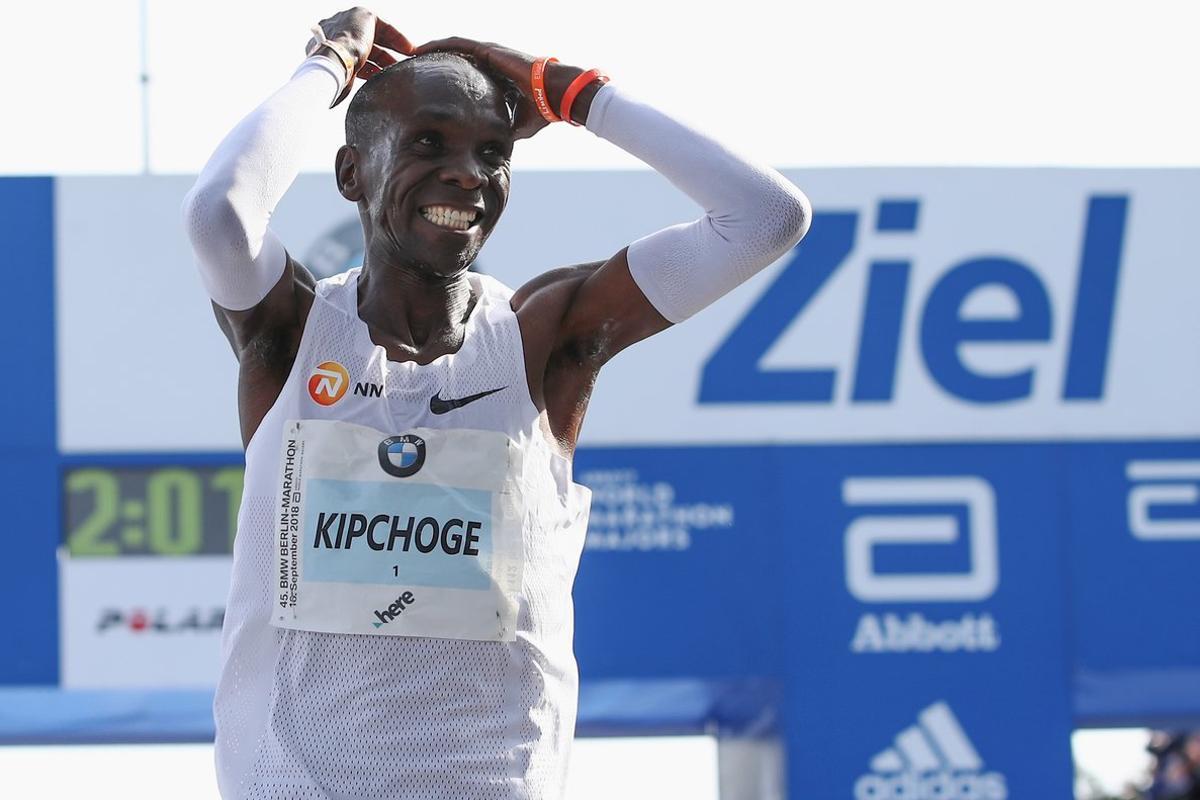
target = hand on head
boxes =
[309,14,556,140]
[309,7,415,80]
[411,37,552,140]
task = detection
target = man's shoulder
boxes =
[510,262,607,312]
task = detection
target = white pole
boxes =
[139,0,151,174]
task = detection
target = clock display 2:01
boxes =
[64,466,244,556]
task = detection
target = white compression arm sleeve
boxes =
[181,55,344,311]
[584,83,811,323]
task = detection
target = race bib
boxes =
[271,419,525,642]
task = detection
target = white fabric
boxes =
[181,56,345,311]
[306,25,355,82]
[584,82,812,323]
[215,267,591,800]
[309,23,332,47]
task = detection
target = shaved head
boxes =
[345,52,518,149]
[332,50,520,278]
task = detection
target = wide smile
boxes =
[418,204,483,234]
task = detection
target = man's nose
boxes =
[439,153,486,191]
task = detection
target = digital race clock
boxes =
[63,465,244,556]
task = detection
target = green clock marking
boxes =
[64,464,246,557]
[122,525,146,547]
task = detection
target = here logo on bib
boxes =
[272,419,525,642]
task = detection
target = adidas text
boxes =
[851,612,1000,653]
[854,771,1007,800]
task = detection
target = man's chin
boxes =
[407,249,478,281]
[381,225,486,278]
[430,239,484,276]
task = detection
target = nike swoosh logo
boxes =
[429,386,507,415]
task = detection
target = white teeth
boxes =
[420,205,479,231]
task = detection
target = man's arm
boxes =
[509,253,659,452]
[411,37,810,449]
[180,49,343,447]
[181,53,340,328]
[180,8,410,444]
[527,78,810,447]
[181,9,410,344]
[559,80,810,353]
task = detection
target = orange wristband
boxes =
[560,69,609,126]
[531,57,561,122]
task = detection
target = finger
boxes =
[369,44,398,69]
[412,36,476,57]
[358,60,383,79]
[410,39,448,56]
[374,17,415,55]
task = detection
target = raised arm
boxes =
[181,54,339,317]
[181,8,412,446]
[412,37,809,349]
[524,78,811,375]
[181,9,410,341]
[577,81,811,327]
[410,37,810,451]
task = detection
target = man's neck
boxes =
[356,257,476,362]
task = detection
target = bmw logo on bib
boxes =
[378,434,427,478]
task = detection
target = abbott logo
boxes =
[855,701,1007,800]
[1127,460,1200,540]
[844,477,998,603]
[308,361,350,406]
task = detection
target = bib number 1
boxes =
[272,419,525,642]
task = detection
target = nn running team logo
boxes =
[308,361,350,406]
[855,701,1007,800]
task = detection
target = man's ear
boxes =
[335,145,364,201]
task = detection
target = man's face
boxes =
[351,60,514,277]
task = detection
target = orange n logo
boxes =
[308,361,350,406]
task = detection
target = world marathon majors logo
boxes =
[378,434,427,478]
[854,701,1007,800]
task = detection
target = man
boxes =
[183,7,809,799]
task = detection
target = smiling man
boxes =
[183,7,809,799]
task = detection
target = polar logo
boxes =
[844,476,998,603]
[1127,460,1200,540]
[854,701,1007,800]
[308,361,350,406]
[96,607,224,634]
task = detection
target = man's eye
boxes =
[415,134,439,147]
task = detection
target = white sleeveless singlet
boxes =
[214,267,592,800]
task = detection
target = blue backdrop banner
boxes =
[5,171,1200,800]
